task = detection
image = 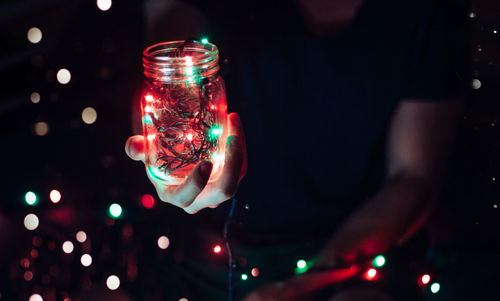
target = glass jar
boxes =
[141,40,228,186]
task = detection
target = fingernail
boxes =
[199,160,212,178]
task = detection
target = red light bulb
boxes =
[213,245,222,254]
[364,268,377,280]
[421,274,431,285]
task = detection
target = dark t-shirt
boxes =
[192,0,470,244]
[156,0,470,299]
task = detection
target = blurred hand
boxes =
[125,113,247,214]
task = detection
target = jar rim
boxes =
[143,40,219,83]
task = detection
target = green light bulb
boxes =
[208,126,223,141]
[373,255,386,267]
[201,38,209,44]
[241,273,248,280]
[297,260,307,269]
[430,283,440,294]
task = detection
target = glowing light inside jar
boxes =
[149,166,172,182]
[145,94,154,102]
[145,105,153,113]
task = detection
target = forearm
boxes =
[318,174,438,265]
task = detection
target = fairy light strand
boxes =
[146,39,221,175]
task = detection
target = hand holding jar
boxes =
[125,40,247,214]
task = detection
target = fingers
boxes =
[183,114,246,214]
[125,135,146,162]
[152,160,212,209]
[228,113,247,180]
[183,135,243,214]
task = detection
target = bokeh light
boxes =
[213,245,222,254]
[20,258,30,268]
[471,78,482,89]
[56,68,71,84]
[34,122,49,136]
[24,271,34,281]
[430,282,440,294]
[49,189,61,203]
[108,203,122,218]
[201,38,209,44]
[27,27,42,44]
[106,275,120,290]
[76,231,87,243]
[157,236,170,249]
[241,273,248,280]
[251,268,259,277]
[97,0,112,11]
[296,259,307,269]
[373,255,386,267]
[82,107,97,124]
[364,268,377,280]
[30,249,39,258]
[80,254,92,267]
[140,194,155,209]
[179,298,189,301]
[25,191,38,206]
[29,294,43,301]
[24,214,39,231]
[421,274,431,285]
[30,92,41,103]
[62,241,74,254]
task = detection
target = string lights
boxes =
[141,39,227,185]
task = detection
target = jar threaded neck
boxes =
[142,40,219,83]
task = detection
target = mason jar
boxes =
[141,40,228,186]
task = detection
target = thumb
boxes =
[125,135,146,162]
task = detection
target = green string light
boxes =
[144,115,153,124]
[430,283,440,294]
[373,255,386,267]
[208,126,223,141]
[201,38,209,44]
[241,273,248,280]
[295,259,308,274]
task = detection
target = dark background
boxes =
[0,0,499,300]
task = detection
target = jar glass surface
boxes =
[141,40,228,186]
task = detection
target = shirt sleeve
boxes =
[401,0,471,101]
